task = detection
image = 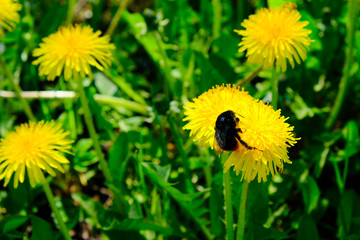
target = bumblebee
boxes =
[214,110,259,154]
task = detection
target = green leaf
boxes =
[94,72,118,96]
[151,164,171,182]
[212,33,239,61]
[2,215,28,233]
[194,51,227,92]
[142,163,192,203]
[340,190,360,234]
[343,121,359,143]
[122,11,163,68]
[73,138,97,172]
[314,147,330,178]
[300,176,320,214]
[109,132,130,183]
[142,163,211,238]
[30,216,56,240]
[122,10,149,38]
[286,88,329,119]
[296,215,319,240]
[326,122,360,163]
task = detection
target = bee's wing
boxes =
[213,136,223,156]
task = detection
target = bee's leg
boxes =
[235,127,243,133]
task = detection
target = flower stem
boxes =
[238,66,263,86]
[271,67,280,110]
[325,0,358,130]
[0,57,36,121]
[65,0,75,26]
[75,75,113,183]
[40,174,72,240]
[106,0,129,37]
[236,181,249,240]
[223,168,234,240]
[212,0,221,41]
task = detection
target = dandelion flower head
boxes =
[0,121,73,188]
[33,25,115,81]
[183,84,299,182]
[0,0,22,31]
[235,3,312,72]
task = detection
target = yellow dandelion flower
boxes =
[0,121,73,188]
[183,84,299,182]
[0,0,22,31]
[33,25,115,81]
[235,4,312,72]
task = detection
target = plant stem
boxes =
[0,90,76,99]
[0,57,36,121]
[325,0,358,130]
[65,0,75,26]
[271,67,280,110]
[332,162,344,194]
[93,94,149,115]
[236,181,249,240]
[238,66,262,86]
[106,0,129,37]
[0,90,148,115]
[223,168,234,240]
[212,0,221,45]
[40,174,72,240]
[75,74,113,183]
[203,149,212,188]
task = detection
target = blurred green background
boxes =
[1,0,360,239]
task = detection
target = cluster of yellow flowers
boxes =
[0,1,114,188]
[0,1,311,188]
